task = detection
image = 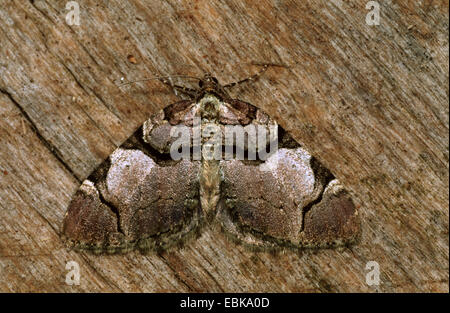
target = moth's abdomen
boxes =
[199,159,221,222]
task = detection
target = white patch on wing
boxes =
[107,149,157,207]
[262,147,318,207]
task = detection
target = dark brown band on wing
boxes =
[62,185,119,246]
[164,100,195,125]
[301,190,359,245]
[224,99,257,125]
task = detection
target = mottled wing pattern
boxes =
[62,94,359,253]
[62,101,201,253]
[216,100,359,249]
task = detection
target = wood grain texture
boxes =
[0,0,448,292]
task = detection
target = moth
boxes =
[62,65,359,254]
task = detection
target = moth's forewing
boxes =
[219,148,320,245]
[300,181,359,247]
[217,100,359,249]
[62,180,120,251]
[62,101,201,253]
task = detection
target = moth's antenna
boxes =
[119,75,202,87]
[168,76,178,97]
[223,62,288,89]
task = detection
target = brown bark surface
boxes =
[0,0,448,292]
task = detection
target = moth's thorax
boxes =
[196,75,229,105]
[198,94,221,122]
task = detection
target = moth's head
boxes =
[199,74,219,91]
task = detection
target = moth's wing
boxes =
[300,180,359,247]
[62,100,201,254]
[142,99,199,153]
[164,99,199,126]
[217,100,359,249]
[218,99,278,158]
[219,99,257,125]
